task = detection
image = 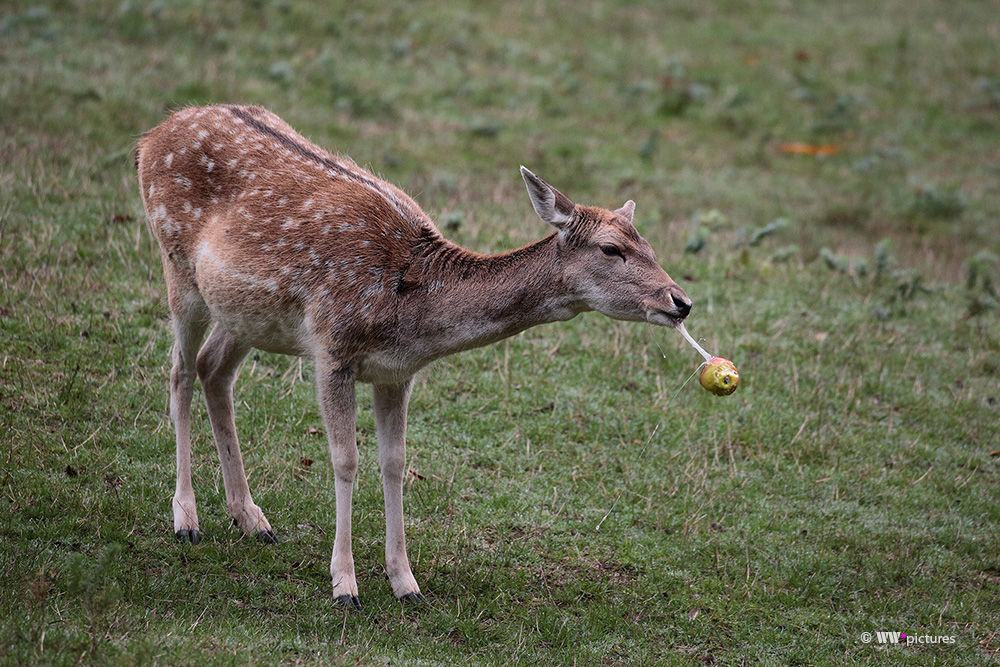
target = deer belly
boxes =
[356,351,426,385]
[194,248,309,356]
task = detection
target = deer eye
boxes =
[600,245,625,261]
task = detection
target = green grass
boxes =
[2,0,999,664]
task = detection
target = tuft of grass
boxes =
[2,0,999,665]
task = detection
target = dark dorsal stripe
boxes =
[224,105,405,211]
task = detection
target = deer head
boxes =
[520,166,691,327]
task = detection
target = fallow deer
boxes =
[136,105,691,608]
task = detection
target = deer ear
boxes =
[520,166,575,229]
[614,200,635,223]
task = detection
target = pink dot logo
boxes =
[900,633,907,642]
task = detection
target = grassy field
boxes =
[2,0,999,664]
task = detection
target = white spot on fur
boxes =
[360,283,384,301]
[196,240,214,265]
[164,153,174,167]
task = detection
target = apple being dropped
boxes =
[678,324,740,396]
[699,357,739,396]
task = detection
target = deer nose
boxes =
[671,292,692,319]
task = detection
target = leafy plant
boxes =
[964,251,998,317]
[684,209,728,254]
[909,183,967,220]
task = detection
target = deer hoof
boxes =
[175,529,200,545]
[257,530,278,544]
[399,592,425,604]
[335,594,362,610]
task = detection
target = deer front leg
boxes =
[373,380,422,602]
[316,357,361,609]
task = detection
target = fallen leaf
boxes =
[779,142,840,156]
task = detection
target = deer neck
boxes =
[408,233,582,358]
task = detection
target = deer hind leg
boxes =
[373,380,422,602]
[168,290,211,544]
[196,323,276,543]
[315,356,361,608]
